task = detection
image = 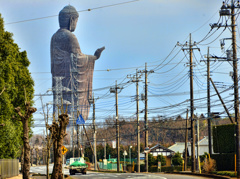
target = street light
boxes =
[129,146,132,165]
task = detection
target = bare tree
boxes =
[35,147,39,166]
[49,110,69,179]
[15,102,37,179]
[41,100,54,179]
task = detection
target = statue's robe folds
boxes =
[51,29,95,121]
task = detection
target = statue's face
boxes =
[70,17,78,32]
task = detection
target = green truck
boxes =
[69,157,88,175]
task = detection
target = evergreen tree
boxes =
[0,14,34,158]
[172,152,183,166]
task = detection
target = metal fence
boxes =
[0,159,19,179]
[98,162,123,171]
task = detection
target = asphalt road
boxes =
[30,165,215,179]
[30,164,70,175]
[70,172,214,179]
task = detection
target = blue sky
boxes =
[0,0,238,135]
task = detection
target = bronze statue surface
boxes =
[51,5,104,120]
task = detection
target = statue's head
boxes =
[59,5,79,32]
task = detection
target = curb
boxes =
[168,172,231,179]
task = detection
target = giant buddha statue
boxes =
[51,5,105,121]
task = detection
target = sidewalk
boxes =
[6,174,46,179]
[6,174,22,179]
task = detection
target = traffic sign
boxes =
[144,147,150,153]
[61,145,68,155]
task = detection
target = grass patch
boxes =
[212,171,236,177]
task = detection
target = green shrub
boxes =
[149,165,158,172]
[212,124,235,153]
[156,155,166,166]
[161,166,182,172]
[211,153,235,171]
[214,171,236,177]
[172,152,183,166]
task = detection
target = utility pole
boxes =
[144,63,149,173]
[110,81,122,172]
[77,123,80,157]
[189,34,195,173]
[128,69,141,173]
[196,117,200,171]
[203,49,234,123]
[104,139,106,160]
[184,109,188,171]
[207,47,212,155]
[139,63,154,173]
[217,2,240,177]
[136,70,140,173]
[224,1,240,177]
[93,96,97,171]
[231,2,240,177]
[89,94,97,170]
[71,74,75,158]
[177,34,199,172]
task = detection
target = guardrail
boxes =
[0,159,19,179]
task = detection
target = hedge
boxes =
[211,153,235,171]
[212,124,235,153]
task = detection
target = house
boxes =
[195,136,216,155]
[168,136,216,157]
[168,142,190,157]
[140,144,175,166]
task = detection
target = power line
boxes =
[5,0,140,25]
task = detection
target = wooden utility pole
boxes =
[189,34,196,173]
[136,70,140,173]
[93,96,97,171]
[89,94,97,170]
[144,63,149,173]
[207,47,212,155]
[115,81,120,172]
[139,63,153,172]
[128,70,141,172]
[82,124,100,171]
[110,81,121,172]
[179,34,199,172]
[231,1,240,177]
[178,34,199,172]
[184,109,188,171]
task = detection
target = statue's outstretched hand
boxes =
[94,46,105,59]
